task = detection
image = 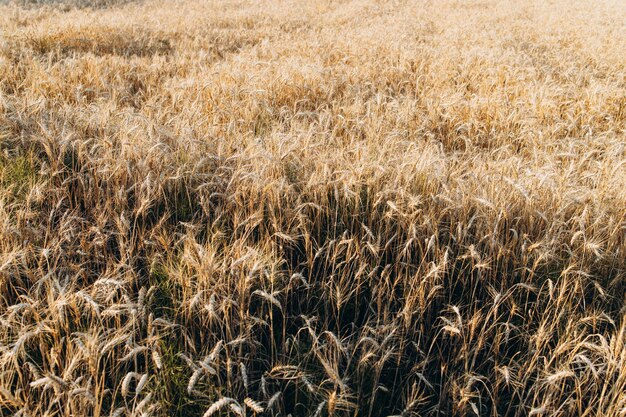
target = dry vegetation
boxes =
[0,0,625,416]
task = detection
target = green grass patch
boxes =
[0,153,39,203]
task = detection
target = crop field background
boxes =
[0,0,625,416]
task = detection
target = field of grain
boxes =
[0,0,625,416]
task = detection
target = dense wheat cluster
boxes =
[0,0,625,416]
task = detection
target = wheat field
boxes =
[0,0,625,416]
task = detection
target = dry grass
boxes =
[0,0,625,416]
